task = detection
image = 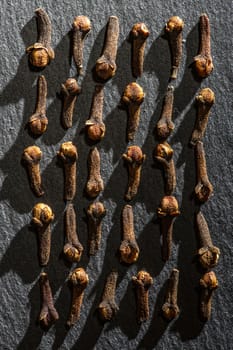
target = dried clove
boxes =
[196,211,220,269]
[39,272,59,328]
[199,271,218,321]
[86,147,104,198]
[193,13,213,78]
[194,141,213,203]
[26,8,54,68]
[63,203,83,263]
[154,142,176,195]
[162,268,180,320]
[95,16,119,81]
[85,85,106,141]
[67,268,89,327]
[98,270,119,321]
[72,16,91,75]
[60,78,81,129]
[132,270,153,323]
[57,142,78,201]
[157,196,180,261]
[119,204,139,264]
[22,145,44,197]
[165,16,184,80]
[123,146,146,201]
[32,203,54,266]
[28,75,48,136]
[122,82,145,141]
[131,22,150,77]
[86,202,106,255]
[156,85,174,140]
[190,88,215,146]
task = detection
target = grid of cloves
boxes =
[20,8,218,331]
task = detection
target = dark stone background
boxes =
[0,0,232,349]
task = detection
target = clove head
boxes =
[64,243,83,263]
[87,201,106,220]
[200,271,218,290]
[119,240,139,264]
[61,78,81,96]
[196,87,215,107]
[69,268,89,288]
[198,246,220,269]
[194,55,213,78]
[166,16,184,33]
[22,145,42,165]
[73,15,91,33]
[131,22,150,40]
[32,203,54,227]
[162,302,179,320]
[123,145,145,165]
[132,270,153,288]
[154,142,173,161]
[157,196,180,218]
[27,43,54,68]
[122,82,145,109]
[29,114,48,135]
[57,141,78,163]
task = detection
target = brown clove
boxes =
[85,85,106,141]
[122,82,145,141]
[162,268,180,320]
[193,13,213,78]
[95,16,119,81]
[199,271,218,321]
[22,145,44,197]
[154,142,176,195]
[26,8,55,68]
[119,204,139,264]
[67,268,89,327]
[32,203,54,266]
[131,23,150,77]
[98,270,119,321]
[86,147,104,198]
[165,16,184,80]
[196,211,220,269]
[86,202,106,255]
[57,142,78,201]
[156,85,174,140]
[190,88,215,146]
[63,203,83,263]
[60,78,81,129]
[28,75,48,136]
[72,16,91,75]
[194,141,213,203]
[39,272,59,328]
[132,270,153,323]
[157,196,180,261]
[123,146,146,201]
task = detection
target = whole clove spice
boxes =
[190,88,215,147]
[26,8,54,68]
[199,271,218,321]
[165,16,184,80]
[86,202,106,255]
[196,211,220,269]
[39,272,59,328]
[98,270,119,321]
[162,268,180,320]
[193,13,214,78]
[72,16,91,75]
[28,75,48,136]
[119,204,139,264]
[156,85,174,140]
[132,270,153,323]
[122,82,145,141]
[67,268,89,327]
[95,16,119,81]
[57,142,78,201]
[32,203,54,266]
[86,147,104,198]
[157,196,180,261]
[63,203,83,263]
[131,22,150,77]
[194,141,213,203]
[60,78,81,129]
[85,85,106,141]
[123,145,146,201]
[22,145,44,197]
[154,142,176,195]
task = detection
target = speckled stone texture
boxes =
[0,0,232,349]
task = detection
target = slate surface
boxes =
[0,0,232,349]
